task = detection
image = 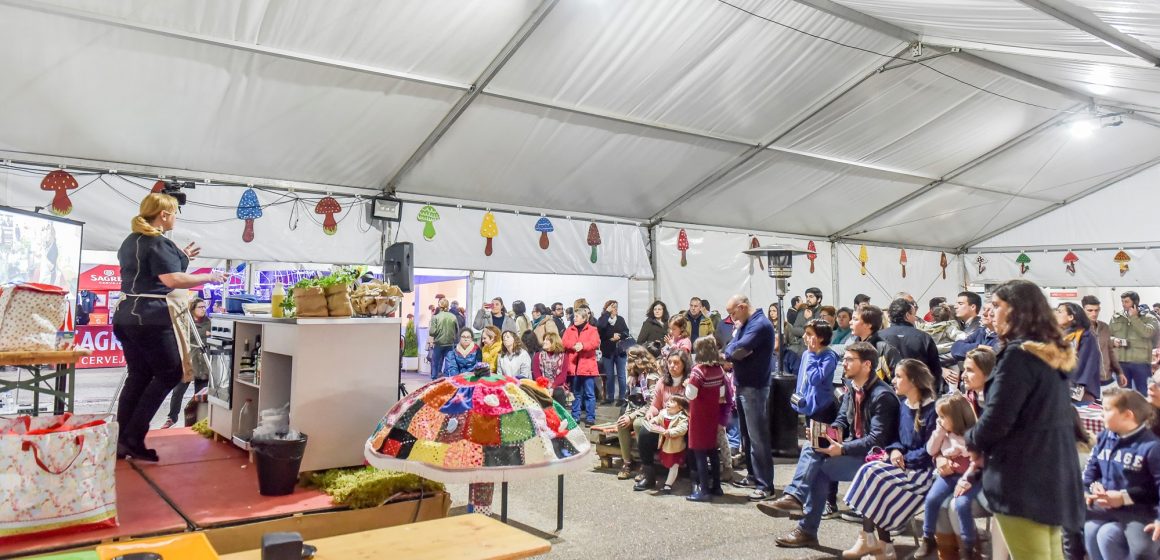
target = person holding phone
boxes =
[1110,291,1159,394]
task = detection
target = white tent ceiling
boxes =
[0,0,1158,256]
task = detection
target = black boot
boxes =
[633,465,656,491]
[912,536,937,559]
[708,448,724,496]
[687,453,711,502]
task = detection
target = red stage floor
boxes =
[5,429,341,559]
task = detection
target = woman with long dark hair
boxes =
[637,300,670,346]
[1056,302,1102,404]
[966,279,1085,558]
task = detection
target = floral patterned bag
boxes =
[0,283,69,352]
[0,413,118,543]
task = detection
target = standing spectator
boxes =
[1110,291,1158,394]
[965,279,1085,558]
[442,328,482,377]
[843,359,938,559]
[786,295,803,326]
[637,300,670,346]
[665,315,693,356]
[633,349,692,492]
[496,330,531,379]
[702,299,722,333]
[1083,295,1127,389]
[714,308,735,350]
[428,298,459,380]
[531,331,570,406]
[473,297,517,333]
[1057,302,1102,404]
[768,342,901,548]
[563,306,600,426]
[598,300,631,406]
[551,302,567,334]
[924,297,947,323]
[767,303,782,373]
[683,297,714,344]
[923,304,966,356]
[850,305,900,379]
[880,298,944,393]
[480,326,502,373]
[685,337,732,502]
[787,288,824,373]
[530,303,559,346]
[163,297,210,429]
[511,300,531,334]
[956,291,983,334]
[832,307,853,345]
[724,295,776,501]
[449,300,467,329]
[853,294,871,312]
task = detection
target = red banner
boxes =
[79,265,121,291]
[75,325,126,369]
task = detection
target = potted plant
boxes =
[402,315,419,371]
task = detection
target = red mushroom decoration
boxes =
[750,236,763,271]
[806,240,817,273]
[41,170,78,216]
[315,197,341,235]
[900,249,908,278]
[587,222,601,264]
[939,252,948,279]
[1063,251,1079,276]
[151,180,166,194]
[677,229,690,267]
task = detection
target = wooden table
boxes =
[0,348,90,415]
[219,514,550,560]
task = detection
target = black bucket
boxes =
[252,432,308,496]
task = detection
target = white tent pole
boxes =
[383,0,560,193]
[830,241,841,311]
[1010,0,1160,67]
[0,0,471,91]
[959,155,1160,250]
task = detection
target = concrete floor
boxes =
[8,367,921,559]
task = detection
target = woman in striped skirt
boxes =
[842,359,939,560]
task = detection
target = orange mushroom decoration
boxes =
[677,229,689,267]
[750,236,763,271]
[41,170,78,216]
[315,197,341,235]
[900,249,908,278]
[939,252,948,279]
[1114,250,1131,276]
[151,180,166,194]
[807,240,817,273]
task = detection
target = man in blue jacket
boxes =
[951,303,1000,363]
[724,294,775,501]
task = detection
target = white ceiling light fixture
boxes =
[1070,120,1095,139]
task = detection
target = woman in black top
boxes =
[114,193,224,461]
[597,300,631,406]
[637,300,669,346]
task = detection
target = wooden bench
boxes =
[590,423,634,469]
[219,514,550,560]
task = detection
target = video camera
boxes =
[160,181,195,206]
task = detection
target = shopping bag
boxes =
[0,413,118,543]
[0,283,69,352]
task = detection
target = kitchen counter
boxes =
[210,313,402,325]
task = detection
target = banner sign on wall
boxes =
[78,265,121,291]
[76,325,125,369]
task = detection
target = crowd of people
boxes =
[421,284,1160,559]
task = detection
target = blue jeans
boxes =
[1123,362,1151,394]
[602,355,627,401]
[1084,510,1160,560]
[737,385,773,493]
[924,475,982,543]
[431,345,453,380]
[799,454,864,535]
[726,412,741,450]
[571,376,597,423]
[783,445,824,502]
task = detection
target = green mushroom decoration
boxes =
[417,205,440,241]
[236,188,263,243]
[315,197,341,235]
[587,222,601,264]
[534,217,554,250]
[1016,252,1031,275]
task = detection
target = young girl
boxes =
[685,337,733,502]
[496,330,531,379]
[443,328,482,377]
[664,315,692,357]
[792,319,839,423]
[914,393,981,559]
[532,331,570,406]
[1082,388,1160,560]
[647,394,689,495]
[962,346,996,414]
[480,325,502,373]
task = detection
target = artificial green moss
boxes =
[306,467,444,509]
[191,418,214,438]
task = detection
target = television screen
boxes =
[0,205,83,296]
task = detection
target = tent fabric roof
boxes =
[0,0,1158,253]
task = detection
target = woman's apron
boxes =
[119,290,198,383]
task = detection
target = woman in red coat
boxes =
[563,305,601,425]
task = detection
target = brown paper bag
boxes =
[325,284,353,317]
[293,287,328,317]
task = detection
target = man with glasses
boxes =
[724,294,776,501]
[551,302,566,335]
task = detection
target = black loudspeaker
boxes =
[383,242,414,293]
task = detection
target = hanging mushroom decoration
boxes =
[677,229,690,267]
[417,205,440,241]
[900,249,908,278]
[975,255,987,275]
[1114,250,1131,276]
[534,217,554,250]
[41,170,78,216]
[236,188,263,243]
[1016,252,1031,275]
[314,197,342,235]
[1063,251,1079,276]
[858,245,868,275]
[480,212,498,256]
[587,222,601,264]
[807,241,817,273]
[749,236,763,271]
[939,252,948,280]
[151,180,166,194]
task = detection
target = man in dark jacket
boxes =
[850,304,900,379]
[724,295,775,501]
[786,288,824,372]
[951,303,1000,363]
[880,298,944,393]
[765,342,901,547]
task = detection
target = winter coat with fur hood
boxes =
[965,339,1086,532]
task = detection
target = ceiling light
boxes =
[1070,120,1095,139]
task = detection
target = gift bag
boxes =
[292,287,328,317]
[324,284,353,317]
[0,414,118,543]
[0,283,69,352]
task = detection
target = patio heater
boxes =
[743,244,816,457]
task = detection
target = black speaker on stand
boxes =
[383,242,414,293]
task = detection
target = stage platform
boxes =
[6,429,449,559]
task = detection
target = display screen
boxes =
[0,205,82,295]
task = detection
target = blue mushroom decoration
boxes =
[534,217,554,250]
[237,188,263,243]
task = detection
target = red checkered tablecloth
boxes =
[1077,403,1105,435]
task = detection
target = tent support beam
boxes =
[828,105,1082,239]
[958,156,1160,250]
[1011,0,1160,67]
[383,0,559,193]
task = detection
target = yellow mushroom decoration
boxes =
[480,212,498,256]
[858,245,868,276]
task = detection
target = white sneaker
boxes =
[862,542,896,560]
[842,531,882,559]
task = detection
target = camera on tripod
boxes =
[160,181,195,206]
